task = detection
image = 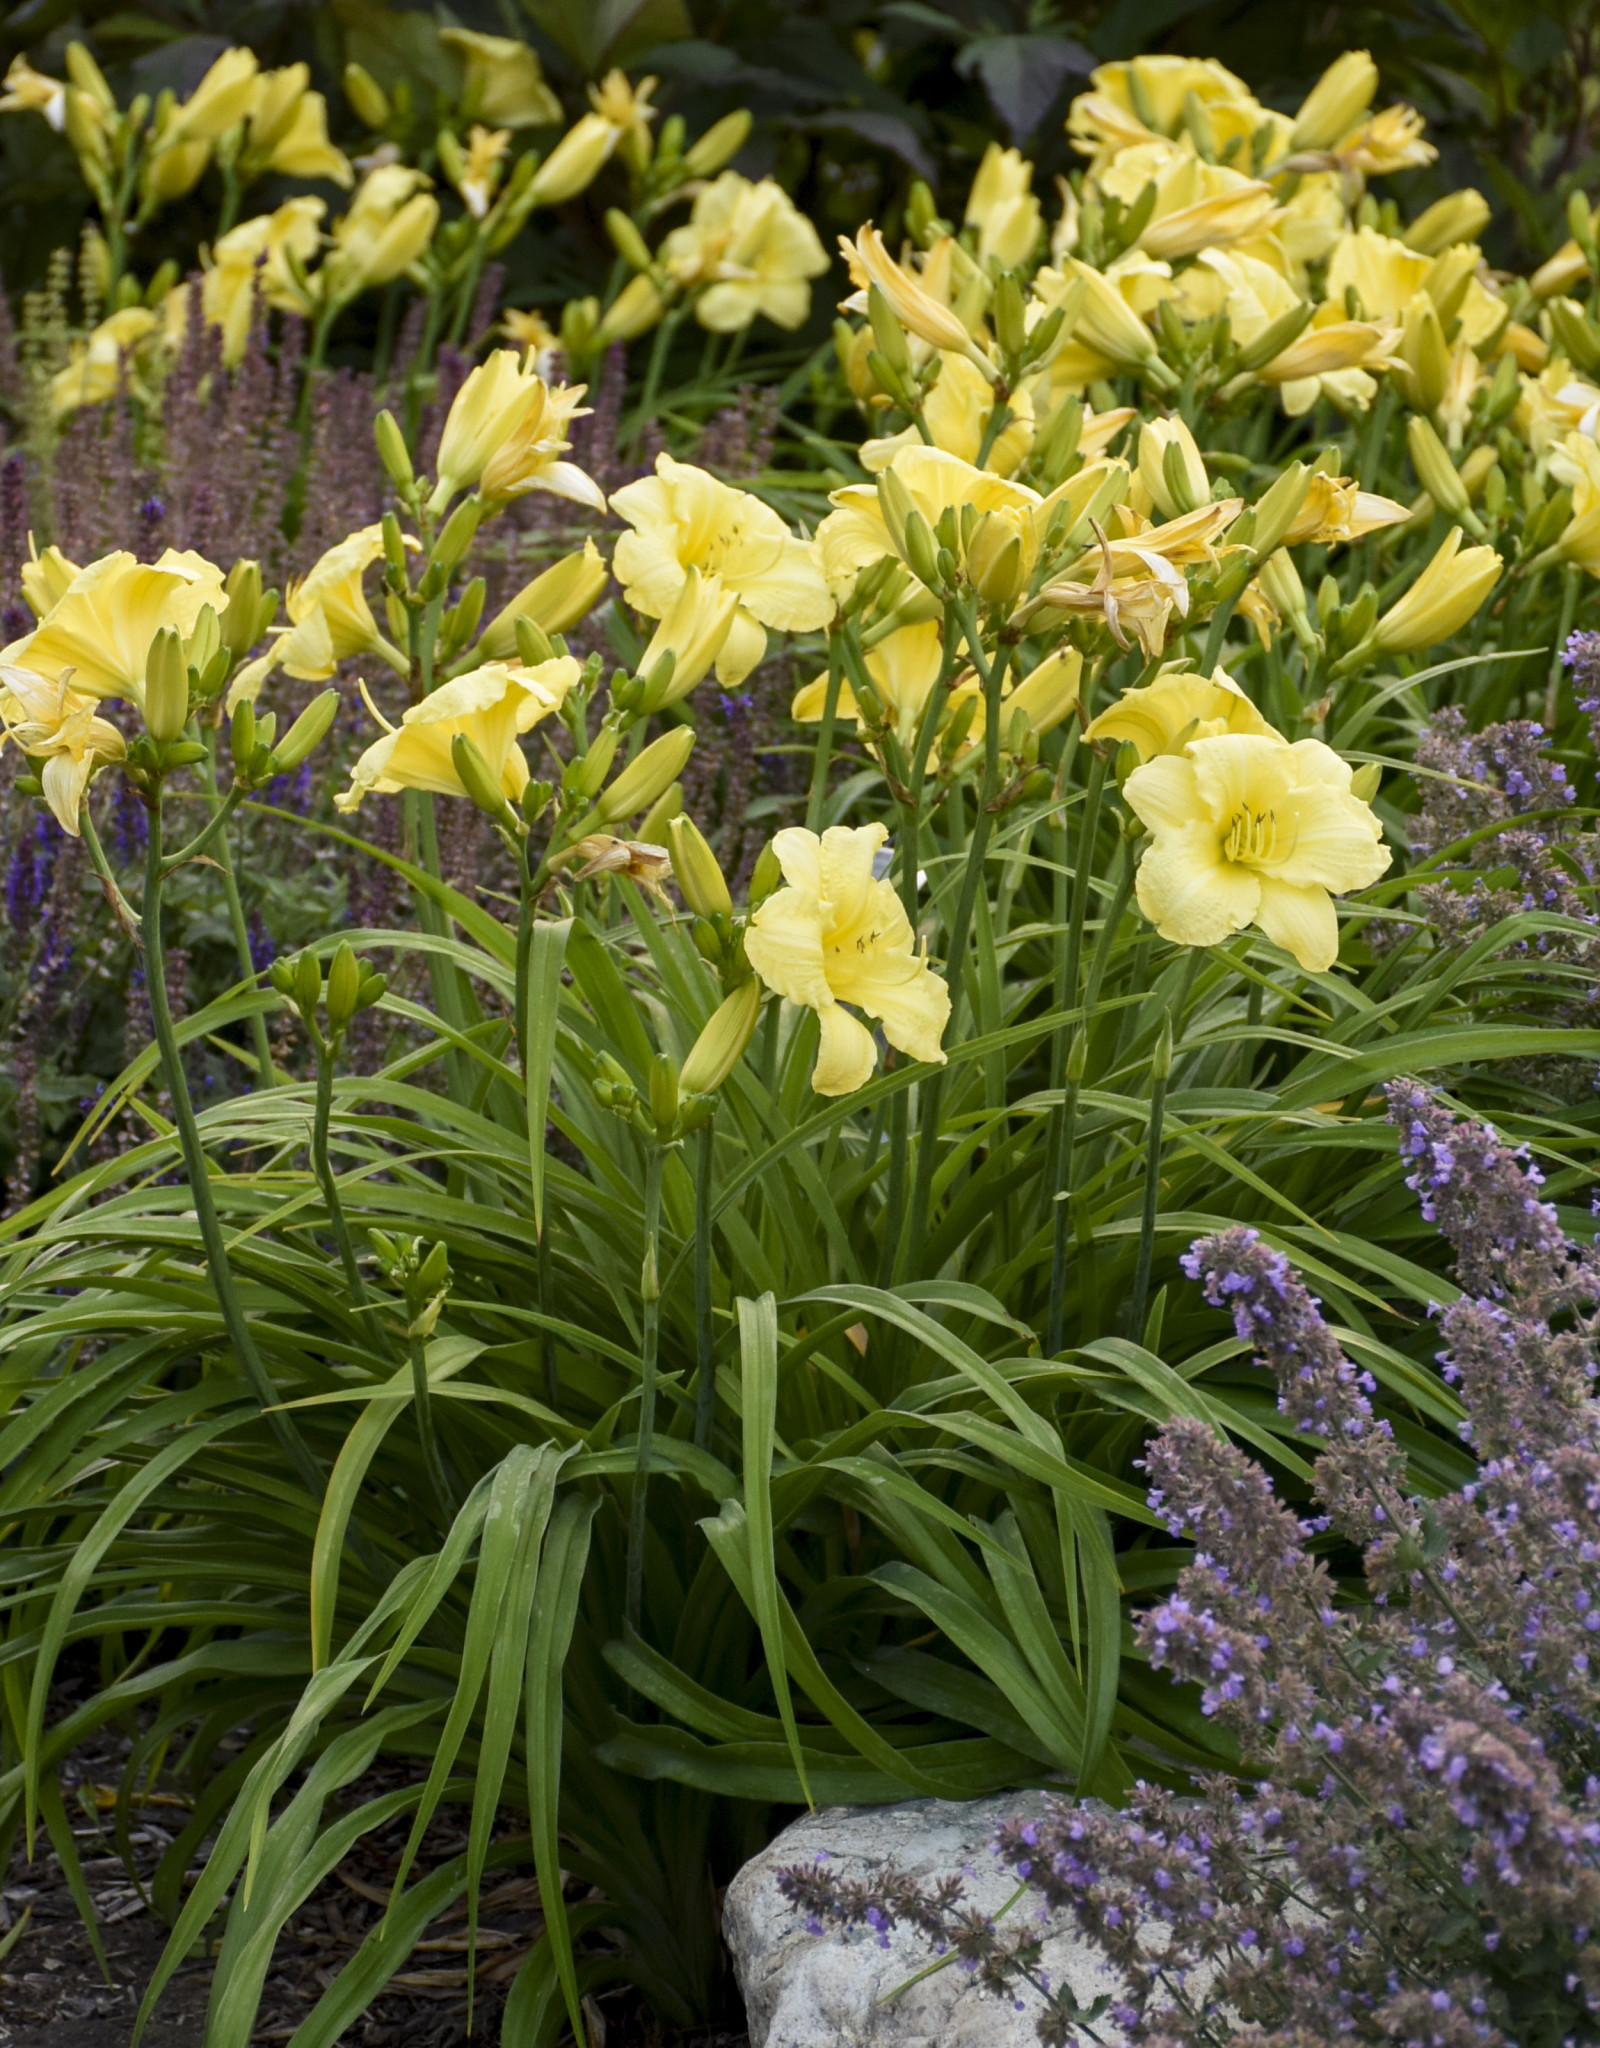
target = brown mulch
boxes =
[0,1731,749,2048]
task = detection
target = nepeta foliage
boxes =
[783,1087,1600,2048]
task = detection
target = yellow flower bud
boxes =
[1406,415,1473,523]
[1402,189,1491,257]
[1138,416,1208,519]
[476,541,609,661]
[528,114,618,207]
[596,272,665,344]
[343,62,390,130]
[594,725,696,823]
[666,814,733,919]
[1006,646,1082,737]
[1370,529,1500,656]
[681,109,752,180]
[1290,49,1377,151]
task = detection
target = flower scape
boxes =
[0,18,1597,2045]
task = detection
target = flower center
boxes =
[1224,806,1279,867]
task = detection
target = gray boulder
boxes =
[723,1791,1127,2048]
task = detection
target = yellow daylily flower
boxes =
[634,569,740,707]
[610,455,832,685]
[230,525,409,704]
[660,172,829,333]
[839,226,987,364]
[0,55,66,128]
[49,306,158,417]
[587,69,657,149]
[501,306,559,368]
[431,349,602,512]
[0,665,126,835]
[1085,663,1275,760]
[20,543,80,620]
[1326,227,1432,322]
[323,166,438,301]
[242,65,351,185]
[1531,240,1591,301]
[168,197,325,363]
[1,549,228,705]
[1334,102,1435,176]
[337,657,578,811]
[817,445,1124,598]
[452,124,511,219]
[964,143,1042,269]
[859,351,1034,476]
[743,822,951,1095]
[1541,432,1600,577]
[440,29,562,129]
[1098,140,1278,262]
[166,46,259,143]
[1123,733,1391,972]
[791,619,946,741]
[1280,472,1409,547]
[1069,56,1283,173]
[1370,528,1501,653]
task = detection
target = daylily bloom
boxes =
[1280,472,1409,547]
[1540,433,1600,578]
[430,349,602,511]
[1,549,228,705]
[229,525,409,704]
[1085,663,1276,760]
[633,569,740,707]
[452,124,511,219]
[20,544,79,621]
[0,665,126,835]
[1369,528,1501,653]
[860,351,1034,476]
[1334,102,1434,176]
[49,306,158,417]
[1097,140,1278,262]
[0,55,66,128]
[167,197,325,363]
[439,29,562,129]
[1326,228,1432,322]
[817,446,1124,599]
[587,70,658,152]
[240,65,352,185]
[659,172,829,332]
[964,144,1042,269]
[791,619,946,742]
[743,822,951,1095]
[610,456,832,685]
[1123,733,1390,972]
[322,166,438,301]
[839,226,986,363]
[1068,56,1283,173]
[336,657,578,811]
[142,47,260,204]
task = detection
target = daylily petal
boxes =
[1135,820,1261,948]
[1253,874,1340,972]
[811,1003,880,1096]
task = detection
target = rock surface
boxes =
[724,1791,1125,2048]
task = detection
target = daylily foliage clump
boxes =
[2,28,1600,2048]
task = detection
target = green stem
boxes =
[626,1146,666,1635]
[693,1121,717,1453]
[142,795,323,1498]
[630,308,683,456]
[161,783,247,874]
[408,1330,453,1523]
[804,635,845,835]
[198,732,276,1085]
[311,1043,377,1322]
[79,805,140,935]
[1544,565,1580,727]
[1128,1030,1172,1342]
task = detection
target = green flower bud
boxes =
[221,561,264,661]
[269,689,339,776]
[144,628,189,743]
[344,61,391,129]
[434,496,481,575]
[451,731,518,824]
[605,208,655,273]
[375,409,414,491]
[680,978,761,1096]
[293,949,322,1019]
[681,108,751,179]
[649,1051,679,1134]
[568,724,619,800]
[230,698,257,766]
[325,941,361,1031]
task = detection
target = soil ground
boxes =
[0,1723,749,2048]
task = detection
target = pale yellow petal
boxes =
[1253,875,1340,972]
[811,1003,880,1096]
[1136,822,1261,949]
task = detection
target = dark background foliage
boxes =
[2,0,1596,302]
